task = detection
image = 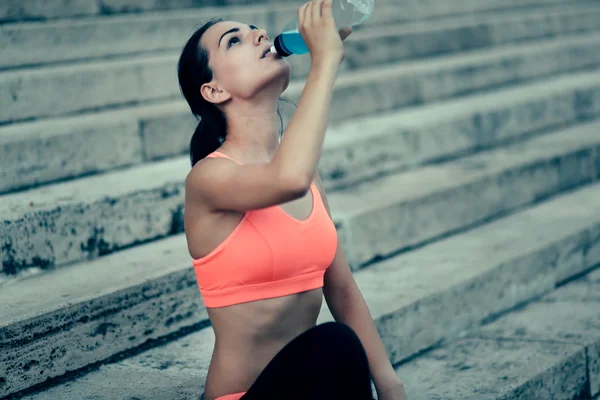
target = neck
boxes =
[221,96,282,163]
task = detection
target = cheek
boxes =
[222,59,259,90]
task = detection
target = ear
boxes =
[201,82,232,104]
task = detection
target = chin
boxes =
[280,71,291,94]
[254,65,291,96]
[276,64,292,93]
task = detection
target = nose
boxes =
[254,28,269,46]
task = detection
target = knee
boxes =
[316,322,361,342]
[310,323,371,380]
[311,322,367,357]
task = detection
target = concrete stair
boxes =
[8,173,600,399]
[2,0,600,398]
[0,0,578,23]
[2,71,600,274]
[395,265,600,399]
[3,33,600,194]
[4,5,600,124]
[1,2,598,69]
[2,118,600,397]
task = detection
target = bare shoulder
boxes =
[185,154,305,214]
[185,156,238,196]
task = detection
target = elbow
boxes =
[287,174,312,198]
[279,171,312,199]
[273,159,312,199]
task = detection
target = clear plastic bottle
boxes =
[270,0,375,57]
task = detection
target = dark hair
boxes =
[177,19,288,167]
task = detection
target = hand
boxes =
[298,0,346,65]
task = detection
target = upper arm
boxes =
[186,158,309,213]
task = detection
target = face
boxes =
[200,21,291,104]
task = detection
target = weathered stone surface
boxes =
[2,3,596,69]
[0,0,570,23]
[332,119,600,268]
[0,111,144,194]
[476,274,600,397]
[0,54,181,124]
[490,2,600,44]
[0,156,189,275]
[139,104,198,161]
[0,0,97,22]
[6,182,600,398]
[4,7,600,124]
[18,329,215,400]
[346,5,600,77]
[322,183,600,363]
[2,0,599,398]
[345,0,576,32]
[320,52,600,190]
[3,97,600,275]
[3,37,599,194]
[0,3,275,68]
[20,363,206,400]
[395,338,587,400]
[0,0,293,22]
[96,0,294,15]
[0,101,187,194]
[0,235,206,397]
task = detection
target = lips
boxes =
[261,48,271,59]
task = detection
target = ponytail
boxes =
[178,18,225,167]
[189,104,227,166]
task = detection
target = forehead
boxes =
[201,21,246,50]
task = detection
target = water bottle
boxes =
[270,0,375,57]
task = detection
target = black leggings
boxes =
[240,322,375,400]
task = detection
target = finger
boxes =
[298,2,310,28]
[312,0,324,23]
[338,27,353,41]
[321,0,334,25]
[303,1,312,26]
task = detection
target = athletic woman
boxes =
[178,1,407,399]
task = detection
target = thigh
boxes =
[241,322,374,400]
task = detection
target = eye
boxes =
[227,36,240,48]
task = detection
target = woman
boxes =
[178,0,407,399]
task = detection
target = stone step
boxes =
[2,72,600,276]
[1,1,596,69]
[331,114,600,264]
[2,36,600,195]
[0,0,295,23]
[396,337,588,399]
[474,269,600,398]
[3,6,600,123]
[4,7,600,125]
[0,0,573,24]
[8,177,600,399]
[394,269,600,399]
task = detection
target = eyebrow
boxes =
[218,25,258,47]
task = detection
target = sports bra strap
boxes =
[207,151,243,166]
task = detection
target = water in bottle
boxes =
[271,0,375,57]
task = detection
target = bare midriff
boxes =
[202,288,324,400]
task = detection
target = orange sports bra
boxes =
[191,151,339,308]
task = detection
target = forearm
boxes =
[274,58,340,185]
[326,283,401,393]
